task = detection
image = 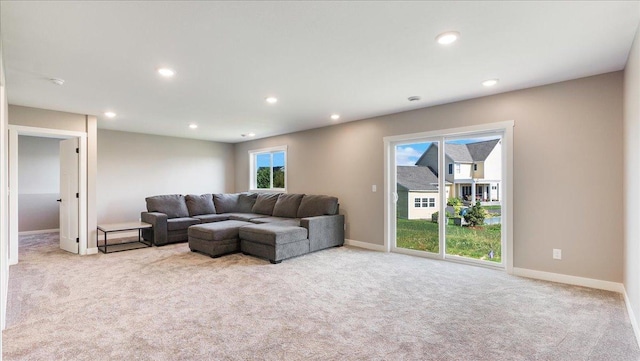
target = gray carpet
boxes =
[3,232,639,360]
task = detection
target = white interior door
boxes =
[59,138,79,254]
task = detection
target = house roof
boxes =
[397,166,440,191]
[466,139,500,161]
[442,143,473,162]
[415,139,500,165]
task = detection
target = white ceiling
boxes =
[1,1,639,143]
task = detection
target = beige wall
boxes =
[8,105,86,132]
[97,129,235,225]
[235,71,624,282]
[624,25,640,337]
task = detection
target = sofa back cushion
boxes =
[252,193,281,215]
[237,193,258,213]
[146,194,189,218]
[272,193,304,218]
[185,194,216,216]
[297,194,339,218]
[213,193,239,214]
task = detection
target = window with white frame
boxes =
[455,164,461,174]
[448,163,453,174]
[249,146,287,191]
[415,197,436,208]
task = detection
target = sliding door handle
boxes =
[56,199,62,202]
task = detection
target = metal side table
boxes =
[97,221,152,253]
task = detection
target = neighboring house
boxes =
[396,166,450,220]
[415,139,502,204]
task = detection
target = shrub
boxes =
[464,202,486,226]
[447,197,463,216]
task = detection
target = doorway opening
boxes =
[8,125,87,264]
[384,121,514,271]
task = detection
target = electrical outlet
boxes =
[553,248,562,260]
[372,185,377,192]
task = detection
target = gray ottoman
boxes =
[239,223,309,264]
[188,220,253,258]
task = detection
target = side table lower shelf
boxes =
[97,221,153,254]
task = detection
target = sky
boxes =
[257,151,285,168]
[396,136,501,166]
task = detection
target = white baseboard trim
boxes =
[18,228,59,236]
[623,287,640,349]
[344,239,386,252]
[512,267,624,293]
[85,247,98,255]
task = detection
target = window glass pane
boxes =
[256,153,271,189]
[272,151,285,188]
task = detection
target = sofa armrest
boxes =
[300,214,345,252]
[141,211,168,245]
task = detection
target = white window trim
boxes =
[248,145,288,192]
[383,120,514,273]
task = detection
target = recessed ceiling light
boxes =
[330,114,340,120]
[408,96,421,102]
[265,97,278,104]
[104,111,117,118]
[436,31,460,45]
[158,68,175,77]
[50,78,65,86]
[482,79,499,87]
[189,123,198,129]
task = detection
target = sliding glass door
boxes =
[387,125,510,269]
[443,135,503,264]
[394,140,441,256]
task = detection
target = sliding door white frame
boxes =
[383,120,514,273]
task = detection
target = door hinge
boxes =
[76,148,79,154]
[76,238,79,243]
[76,193,79,198]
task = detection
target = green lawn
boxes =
[396,218,502,263]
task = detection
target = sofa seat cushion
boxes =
[188,220,253,242]
[226,213,269,222]
[185,194,216,216]
[146,194,189,218]
[167,217,200,231]
[297,195,339,218]
[193,214,229,223]
[250,217,300,226]
[239,223,308,246]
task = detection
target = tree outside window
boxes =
[251,147,286,190]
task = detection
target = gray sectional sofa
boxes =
[141,192,344,263]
